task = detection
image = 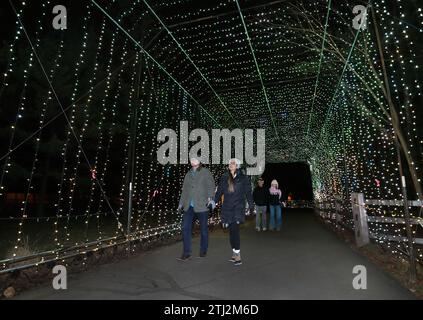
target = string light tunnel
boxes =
[0,0,422,271]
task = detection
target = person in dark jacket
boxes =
[253,177,269,231]
[178,158,215,260]
[214,158,254,266]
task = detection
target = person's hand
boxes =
[249,207,255,216]
[177,203,183,213]
[207,200,216,211]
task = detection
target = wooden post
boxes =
[351,193,369,247]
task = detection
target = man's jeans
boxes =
[255,205,267,230]
[269,205,282,230]
[182,206,209,256]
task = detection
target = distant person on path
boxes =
[214,158,254,266]
[269,179,283,231]
[253,177,268,231]
[177,158,215,261]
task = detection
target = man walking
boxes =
[253,177,269,231]
[178,158,215,260]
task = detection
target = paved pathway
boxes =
[17,210,415,299]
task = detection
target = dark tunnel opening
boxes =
[260,163,313,201]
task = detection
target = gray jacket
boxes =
[179,166,215,213]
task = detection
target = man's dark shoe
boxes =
[177,254,191,261]
[199,252,207,258]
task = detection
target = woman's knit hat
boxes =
[229,158,241,169]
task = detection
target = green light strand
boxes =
[314,5,368,152]
[234,0,279,139]
[90,0,222,128]
[142,0,240,128]
[306,0,332,138]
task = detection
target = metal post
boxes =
[127,182,133,236]
[126,51,143,241]
[351,193,369,247]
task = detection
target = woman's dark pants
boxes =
[229,222,240,250]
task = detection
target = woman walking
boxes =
[214,159,254,266]
[269,179,282,231]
